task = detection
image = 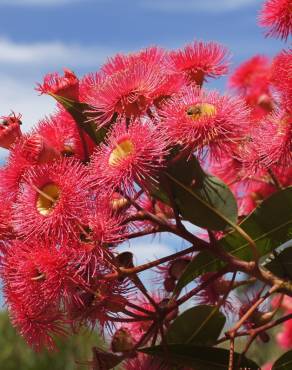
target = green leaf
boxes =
[166,305,225,346]
[175,187,292,293]
[264,247,292,280]
[141,344,259,369]
[51,94,109,145]
[161,156,238,231]
[272,350,292,369]
[219,187,292,261]
[174,250,220,294]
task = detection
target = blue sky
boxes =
[0,0,287,276]
[0,0,285,133]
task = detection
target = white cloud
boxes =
[0,0,88,6]
[140,0,261,13]
[0,37,121,140]
[0,76,55,129]
[0,76,55,159]
[0,37,115,68]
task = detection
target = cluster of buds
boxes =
[0,0,291,368]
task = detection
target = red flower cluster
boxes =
[0,4,291,367]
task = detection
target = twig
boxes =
[228,336,235,370]
[268,168,283,190]
[174,266,230,307]
[102,244,198,280]
[227,284,280,339]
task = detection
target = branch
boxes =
[103,244,198,280]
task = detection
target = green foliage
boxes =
[166,305,226,346]
[175,187,292,293]
[141,344,259,369]
[272,350,292,369]
[264,247,292,280]
[0,311,103,370]
[51,94,108,145]
[164,156,238,231]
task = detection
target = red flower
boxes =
[277,318,292,348]
[0,143,34,201]
[271,49,292,113]
[19,133,61,164]
[1,241,86,310]
[89,201,126,248]
[118,294,157,343]
[87,62,168,126]
[79,71,107,102]
[124,353,170,370]
[195,272,235,313]
[229,55,274,117]
[101,46,170,76]
[13,159,90,243]
[159,86,248,156]
[7,292,66,351]
[259,0,292,40]
[36,68,79,100]
[170,40,230,86]
[252,111,292,168]
[34,109,92,159]
[0,190,13,239]
[67,279,128,331]
[0,112,22,149]
[90,119,169,194]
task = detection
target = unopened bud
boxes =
[259,331,270,343]
[253,310,275,327]
[21,134,61,164]
[164,276,176,293]
[159,298,178,322]
[257,94,273,112]
[116,252,134,269]
[37,68,79,100]
[169,258,190,280]
[0,113,22,149]
[111,328,135,353]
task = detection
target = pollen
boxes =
[36,183,60,216]
[186,103,217,120]
[108,139,135,166]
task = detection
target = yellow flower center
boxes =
[108,139,135,167]
[36,183,60,216]
[186,103,217,120]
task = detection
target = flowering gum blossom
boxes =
[108,139,135,166]
[36,183,60,216]
[186,103,217,120]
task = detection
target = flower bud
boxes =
[116,252,134,269]
[111,328,135,353]
[37,68,79,100]
[252,310,275,327]
[159,298,178,322]
[0,113,22,149]
[169,258,190,280]
[21,134,61,164]
[164,276,176,293]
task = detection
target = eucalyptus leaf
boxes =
[51,94,108,145]
[156,156,238,231]
[272,350,292,369]
[141,344,259,370]
[166,305,225,346]
[264,247,292,280]
[175,187,292,293]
